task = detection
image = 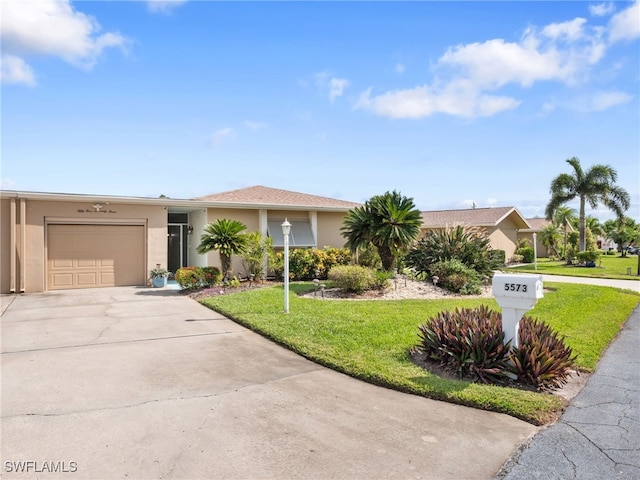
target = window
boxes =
[267,220,315,247]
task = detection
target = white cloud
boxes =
[314,71,350,102]
[328,77,350,102]
[0,0,128,85]
[212,127,235,145]
[356,12,617,119]
[589,3,615,17]
[608,1,640,43]
[540,101,557,116]
[0,54,36,86]
[147,0,188,15]
[395,63,405,74]
[244,121,267,131]
[588,90,633,111]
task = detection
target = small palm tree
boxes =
[545,157,630,252]
[539,223,561,258]
[341,190,422,271]
[196,219,248,279]
[552,205,576,260]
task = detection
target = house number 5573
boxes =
[504,283,527,292]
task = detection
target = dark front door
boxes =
[167,225,188,274]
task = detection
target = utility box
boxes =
[492,273,543,348]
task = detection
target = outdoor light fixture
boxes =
[281,218,291,313]
[187,225,194,235]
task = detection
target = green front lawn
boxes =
[508,255,639,279]
[200,282,639,426]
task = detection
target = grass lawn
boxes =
[200,282,639,426]
[508,254,639,280]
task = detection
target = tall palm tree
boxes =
[196,218,248,279]
[341,190,422,271]
[585,216,604,238]
[552,206,576,260]
[545,157,630,251]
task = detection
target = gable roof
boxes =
[421,206,530,229]
[193,185,359,210]
[521,217,575,233]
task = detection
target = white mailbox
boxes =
[492,273,543,348]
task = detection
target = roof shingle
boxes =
[421,206,529,229]
[193,185,359,209]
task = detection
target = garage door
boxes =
[47,224,145,290]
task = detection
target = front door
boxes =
[167,224,188,274]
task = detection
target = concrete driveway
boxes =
[1,287,536,479]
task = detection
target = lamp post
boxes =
[533,233,538,270]
[281,218,291,313]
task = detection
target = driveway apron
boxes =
[1,287,536,479]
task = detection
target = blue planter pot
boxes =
[152,276,168,288]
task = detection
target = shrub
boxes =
[509,316,577,390]
[271,247,352,280]
[576,250,600,263]
[429,259,482,295]
[415,308,577,389]
[175,267,202,290]
[490,249,506,267]
[240,232,273,279]
[406,225,500,278]
[328,265,378,293]
[510,254,524,264]
[200,266,222,287]
[175,266,222,289]
[355,243,382,270]
[415,306,511,384]
[516,246,535,263]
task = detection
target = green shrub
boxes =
[510,254,524,263]
[328,265,378,293]
[373,270,393,290]
[415,306,511,384]
[356,243,382,270]
[516,246,535,263]
[490,249,506,267]
[272,247,352,280]
[429,259,482,295]
[175,266,222,289]
[200,266,222,287]
[240,232,273,279]
[576,250,600,263]
[175,267,202,290]
[406,225,500,278]
[509,316,577,390]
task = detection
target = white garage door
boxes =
[47,224,145,290]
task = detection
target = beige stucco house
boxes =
[0,186,358,294]
[420,206,531,261]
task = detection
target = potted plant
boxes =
[150,265,170,288]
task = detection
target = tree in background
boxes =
[545,157,630,252]
[604,217,640,257]
[552,206,576,259]
[539,223,561,258]
[196,219,248,279]
[341,190,422,271]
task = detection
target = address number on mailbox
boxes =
[504,283,527,292]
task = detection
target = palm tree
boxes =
[539,223,561,258]
[552,206,576,260]
[196,218,248,279]
[545,157,630,252]
[341,190,422,271]
[604,217,640,257]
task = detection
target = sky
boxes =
[1,0,639,222]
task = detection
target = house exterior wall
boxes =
[1,198,167,293]
[0,199,12,293]
[317,211,348,249]
[517,232,549,258]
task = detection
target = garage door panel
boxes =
[47,225,145,290]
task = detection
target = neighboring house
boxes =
[518,217,575,258]
[420,206,530,261]
[0,186,359,294]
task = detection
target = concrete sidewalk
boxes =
[1,287,536,479]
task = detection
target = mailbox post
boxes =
[492,273,543,348]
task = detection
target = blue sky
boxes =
[1,1,639,221]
